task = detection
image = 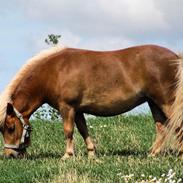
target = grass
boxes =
[0,114,182,183]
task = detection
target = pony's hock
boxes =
[0,45,182,158]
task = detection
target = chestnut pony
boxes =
[0,45,181,158]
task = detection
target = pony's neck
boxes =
[12,88,44,119]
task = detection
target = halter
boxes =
[4,107,32,150]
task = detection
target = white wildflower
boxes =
[151,177,157,182]
[168,172,176,180]
[167,169,173,176]
[170,180,176,183]
[177,178,182,183]
[118,169,181,183]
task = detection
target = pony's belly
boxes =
[80,97,144,116]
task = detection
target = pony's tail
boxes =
[159,55,183,156]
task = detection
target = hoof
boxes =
[148,148,160,157]
[88,150,96,159]
[149,146,161,157]
[61,153,74,160]
[148,152,156,158]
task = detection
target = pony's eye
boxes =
[8,124,15,133]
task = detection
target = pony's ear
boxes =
[6,103,15,116]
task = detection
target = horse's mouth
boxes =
[4,148,27,158]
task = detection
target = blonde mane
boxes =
[0,46,66,127]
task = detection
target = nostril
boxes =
[9,153,16,158]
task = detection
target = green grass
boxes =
[0,114,182,183]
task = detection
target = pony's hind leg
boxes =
[60,104,75,159]
[148,101,167,156]
[149,102,183,157]
[75,113,96,158]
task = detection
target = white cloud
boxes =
[13,0,183,48]
[98,0,168,31]
[1,0,183,53]
[125,0,168,30]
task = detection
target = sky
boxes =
[0,0,183,113]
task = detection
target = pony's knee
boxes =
[64,125,74,138]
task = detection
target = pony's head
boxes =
[1,103,31,158]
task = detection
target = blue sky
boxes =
[0,0,183,99]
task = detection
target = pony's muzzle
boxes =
[4,148,27,158]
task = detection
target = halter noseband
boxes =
[4,107,31,150]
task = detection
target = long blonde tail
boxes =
[159,56,183,155]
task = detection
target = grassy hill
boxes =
[0,115,182,183]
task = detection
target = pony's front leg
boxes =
[60,104,75,159]
[75,113,96,158]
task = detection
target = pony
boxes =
[0,44,181,158]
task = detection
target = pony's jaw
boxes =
[4,148,27,158]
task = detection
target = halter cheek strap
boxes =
[4,107,31,150]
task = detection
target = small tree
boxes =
[45,34,61,46]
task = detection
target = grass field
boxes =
[0,114,182,183]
